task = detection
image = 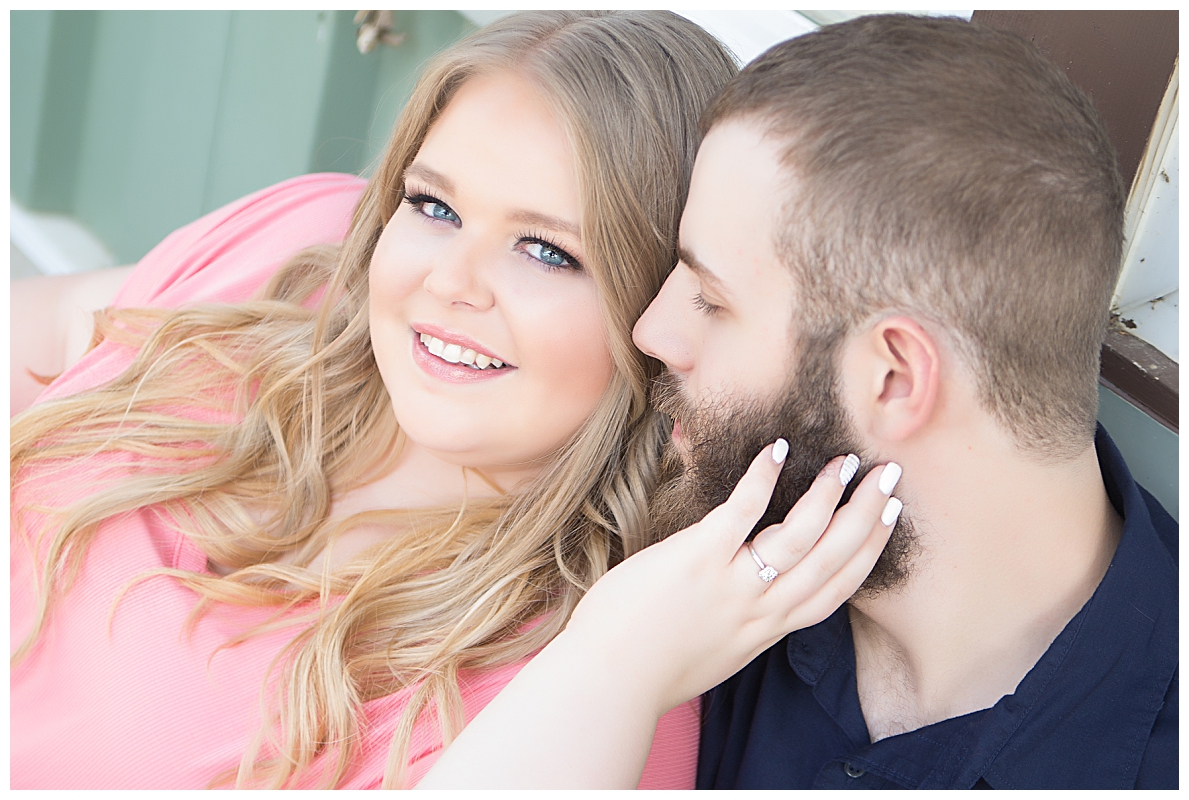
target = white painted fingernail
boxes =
[839,454,860,487]
[881,496,903,526]
[878,462,902,495]
[772,438,789,464]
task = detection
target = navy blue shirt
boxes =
[698,426,1178,789]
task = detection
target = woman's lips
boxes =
[410,330,514,384]
[413,323,510,366]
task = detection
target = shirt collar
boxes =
[786,425,1178,789]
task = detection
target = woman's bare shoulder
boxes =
[11,265,135,416]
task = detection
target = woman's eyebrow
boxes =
[404,163,454,194]
[509,210,580,239]
[403,165,578,238]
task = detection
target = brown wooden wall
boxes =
[971,10,1178,192]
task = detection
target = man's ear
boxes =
[847,316,941,443]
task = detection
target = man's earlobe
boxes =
[868,316,940,442]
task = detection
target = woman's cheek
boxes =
[370,217,434,302]
[523,289,615,430]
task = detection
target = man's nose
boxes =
[422,238,495,311]
[633,270,695,374]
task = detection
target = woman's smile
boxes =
[410,323,516,384]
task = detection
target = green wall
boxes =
[1097,385,1178,521]
[11,10,474,264]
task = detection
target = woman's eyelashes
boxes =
[516,235,583,272]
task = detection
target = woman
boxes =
[12,11,739,788]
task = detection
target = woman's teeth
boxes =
[420,333,505,370]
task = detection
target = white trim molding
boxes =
[1113,59,1179,362]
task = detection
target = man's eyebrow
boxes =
[677,244,730,296]
[403,164,454,194]
[509,210,580,239]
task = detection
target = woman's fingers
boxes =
[698,438,788,553]
[783,513,897,631]
[732,512,897,669]
[746,453,860,576]
[760,461,902,619]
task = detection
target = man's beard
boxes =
[648,338,917,599]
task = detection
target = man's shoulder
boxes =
[1131,484,1178,789]
[986,426,1179,788]
[1136,667,1178,788]
[1139,482,1178,564]
[1095,425,1177,584]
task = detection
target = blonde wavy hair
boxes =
[11,11,737,789]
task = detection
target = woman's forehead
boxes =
[409,71,582,235]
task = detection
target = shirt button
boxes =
[843,763,866,778]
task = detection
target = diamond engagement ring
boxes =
[748,543,778,583]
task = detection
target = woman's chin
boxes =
[394,422,540,480]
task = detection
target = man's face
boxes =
[633,119,914,595]
[634,121,798,447]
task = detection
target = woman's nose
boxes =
[422,239,495,311]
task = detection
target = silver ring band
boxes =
[748,543,778,583]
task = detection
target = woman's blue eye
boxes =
[403,192,459,224]
[524,241,570,268]
[422,201,458,223]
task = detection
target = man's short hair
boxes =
[703,14,1126,460]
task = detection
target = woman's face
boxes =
[369,71,614,482]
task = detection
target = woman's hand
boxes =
[563,440,900,717]
[419,441,899,788]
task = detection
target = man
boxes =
[420,14,1176,789]
[646,15,1178,789]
